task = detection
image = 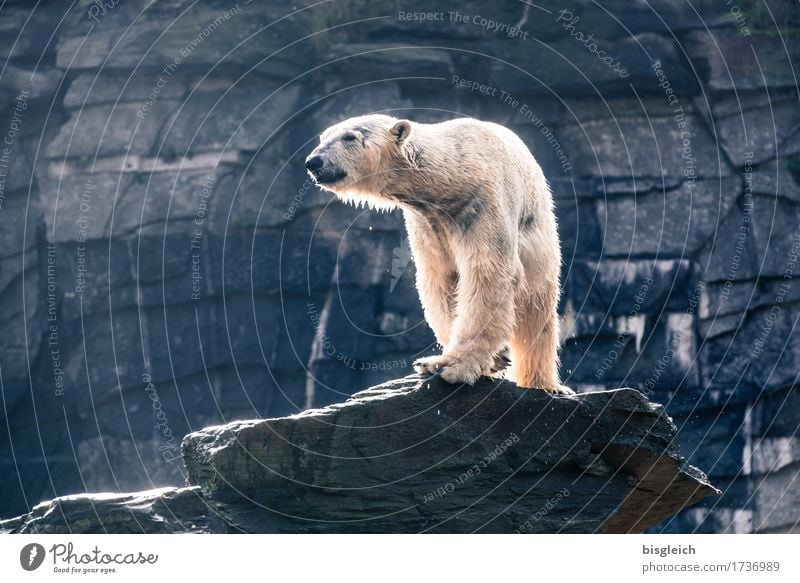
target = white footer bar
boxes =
[1,534,796,582]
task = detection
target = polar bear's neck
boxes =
[377,126,469,219]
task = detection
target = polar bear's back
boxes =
[412,117,551,221]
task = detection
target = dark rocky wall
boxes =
[0,0,798,532]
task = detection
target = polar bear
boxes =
[305,114,572,395]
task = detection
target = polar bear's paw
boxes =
[490,346,511,373]
[413,354,485,386]
[540,383,576,396]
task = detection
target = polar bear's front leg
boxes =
[415,229,517,385]
[404,212,456,347]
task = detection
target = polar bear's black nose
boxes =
[305,155,324,172]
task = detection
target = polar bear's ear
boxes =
[390,120,412,143]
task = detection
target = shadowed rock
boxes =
[1,375,718,533]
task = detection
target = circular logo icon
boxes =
[20,543,46,571]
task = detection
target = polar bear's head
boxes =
[305,114,413,207]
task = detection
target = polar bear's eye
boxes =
[342,133,358,142]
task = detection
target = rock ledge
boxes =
[2,375,718,533]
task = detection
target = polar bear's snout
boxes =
[305,154,323,172]
[305,151,346,185]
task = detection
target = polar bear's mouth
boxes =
[314,169,347,185]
